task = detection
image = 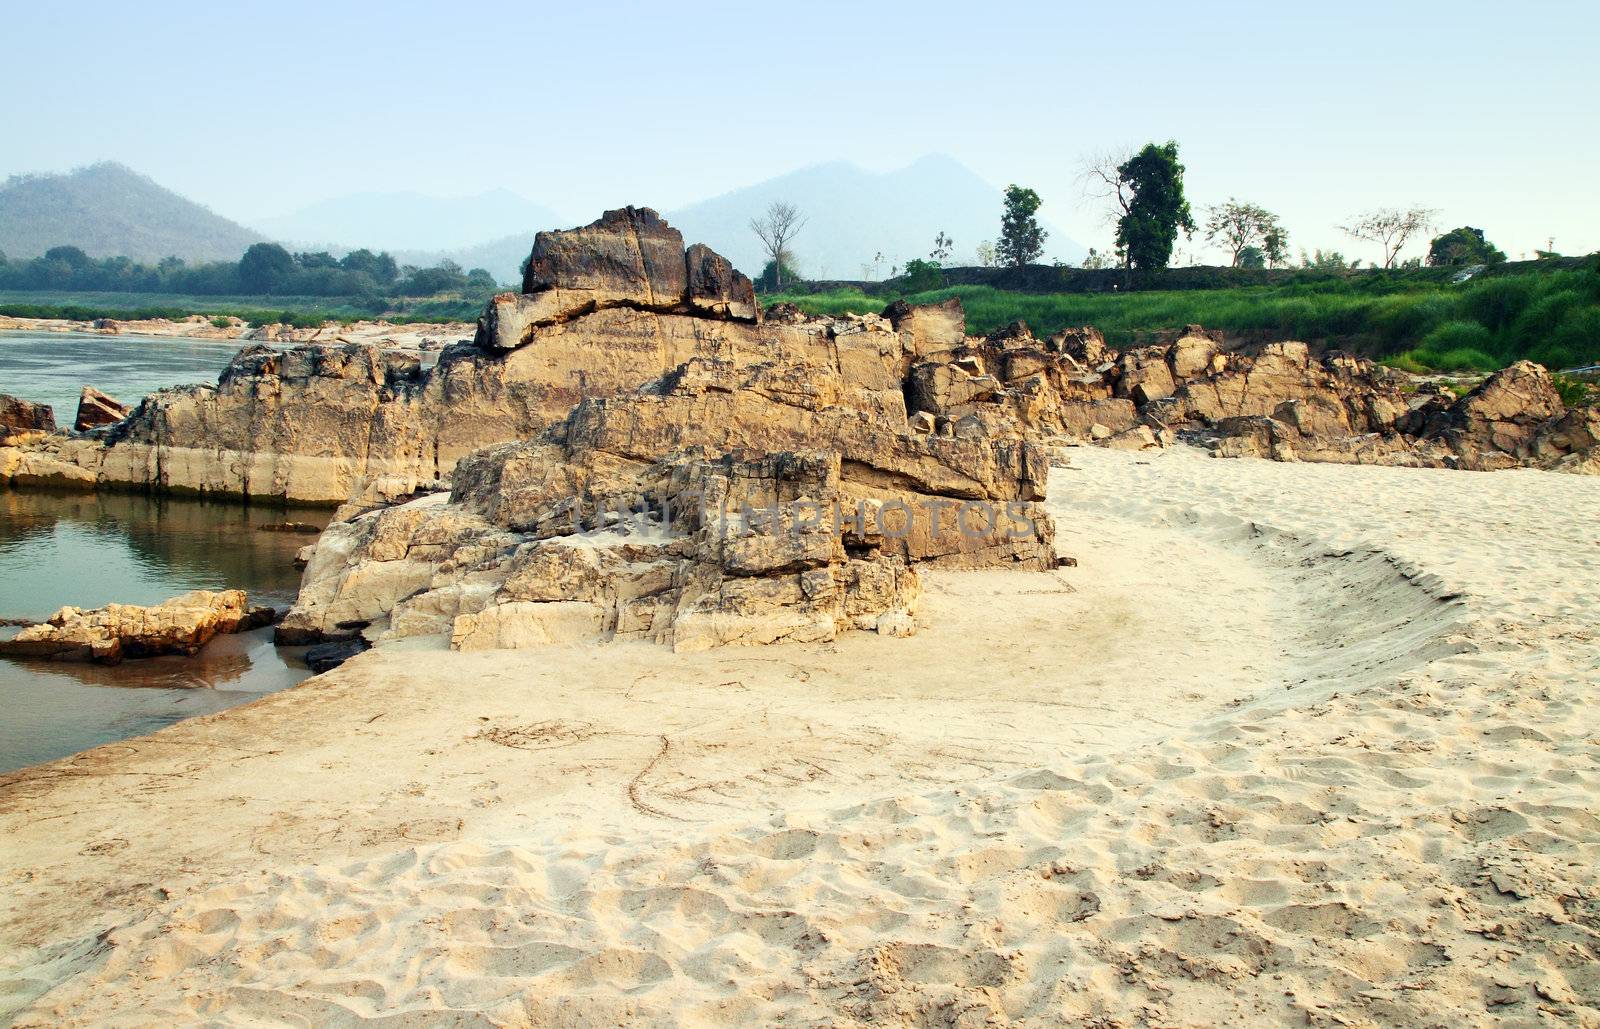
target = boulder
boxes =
[0,394,54,444]
[0,590,272,665]
[73,386,129,432]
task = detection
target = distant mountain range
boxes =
[0,162,264,263]
[0,156,1083,284]
[667,155,1083,280]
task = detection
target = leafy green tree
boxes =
[295,250,340,269]
[930,232,954,265]
[1114,142,1195,271]
[465,267,498,292]
[1299,248,1358,270]
[1238,246,1266,269]
[238,242,295,293]
[901,258,945,292]
[339,248,399,284]
[1204,199,1288,266]
[755,258,803,292]
[43,245,92,271]
[997,185,1046,267]
[1426,226,1507,267]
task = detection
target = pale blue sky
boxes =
[5,0,1596,263]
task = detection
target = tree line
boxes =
[749,141,1531,291]
[0,242,500,300]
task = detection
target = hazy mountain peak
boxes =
[666,154,1082,280]
[0,162,263,262]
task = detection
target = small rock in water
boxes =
[257,521,323,535]
[304,638,371,673]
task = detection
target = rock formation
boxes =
[880,319,1598,473]
[0,590,273,665]
[73,386,129,432]
[278,213,1056,652]
[0,394,54,445]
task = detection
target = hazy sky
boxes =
[5,0,1596,264]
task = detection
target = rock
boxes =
[73,386,129,432]
[303,637,371,673]
[0,590,271,665]
[256,521,323,535]
[275,216,1064,653]
[1,394,55,444]
[1099,425,1162,451]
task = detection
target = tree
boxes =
[1113,141,1195,271]
[1426,226,1506,267]
[755,258,803,293]
[238,242,295,293]
[749,201,805,290]
[1204,199,1288,267]
[996,185,1046,267]
[1238,246,1266,269]
[901,258,944,292]
[930,231,954,265]
[974,241,996,267]
[1081,247,1116,270]
[43,245,92,271]
[295,250,340,269]
[340,248,398,284]
[1338,207,1436,269]
[1078,146,1136,270]
[1300,248,1359,271]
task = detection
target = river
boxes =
[0,331,321,773]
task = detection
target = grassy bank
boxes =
[767,259,1600,373]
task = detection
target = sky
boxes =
[4,0,1597,265]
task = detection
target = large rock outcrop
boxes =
[278,217,1057,652]
[0,590,272,665]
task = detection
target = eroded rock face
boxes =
[905,320,1597,474]
[278,216,1058,652]
[0,590,272,665]
[0,394,54,445]
[73,386,130,432]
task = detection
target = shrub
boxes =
[1419,319,1494,356]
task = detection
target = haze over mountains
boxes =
[0,156,1084,284]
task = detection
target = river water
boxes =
[0,329,252,423]
[0,331,321,773]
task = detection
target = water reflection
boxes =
[0,489,325,773]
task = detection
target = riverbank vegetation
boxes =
[767,258,1600,372]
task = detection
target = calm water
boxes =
[0,329,250,421]
[0,482,324,774]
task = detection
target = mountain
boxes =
[0,162,264,262]
[665,154,1084,281]
[255,189,563,256]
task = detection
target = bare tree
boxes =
[1205,199,1289,267]
[749,201,806,289]
[1076,146,1136,268]
[1339,207,1437,269]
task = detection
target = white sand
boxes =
[2,447,1596,1024]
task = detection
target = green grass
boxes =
[766,260,1600,373]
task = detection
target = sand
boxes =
[1,446,1596,1025]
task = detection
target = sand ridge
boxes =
[1,447,1596,1024]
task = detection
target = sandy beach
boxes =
[1,446,1596,1024]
